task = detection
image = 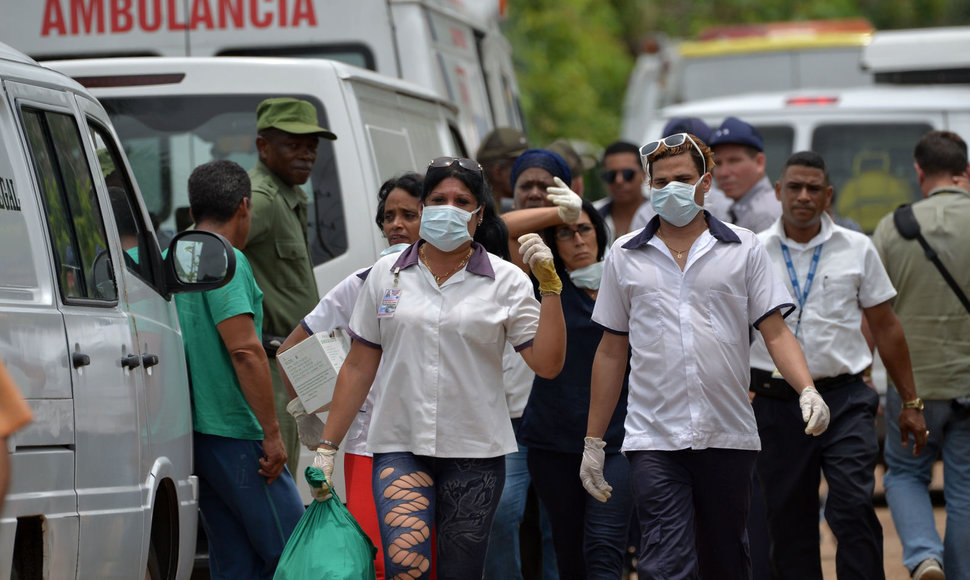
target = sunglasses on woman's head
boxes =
[639,133,707,174]
[428,156,483,174]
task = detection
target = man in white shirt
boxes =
[749,151,928,579]
[582,134,831,579]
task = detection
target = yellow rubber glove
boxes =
[518,233,561,295]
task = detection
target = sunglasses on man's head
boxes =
[601,168,638,183]
[639,133,707,175]
[428,156,483,174]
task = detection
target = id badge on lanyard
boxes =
[377,267,402,318]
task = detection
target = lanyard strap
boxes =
[780,242,823,337]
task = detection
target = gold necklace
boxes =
[656,232,690,260]
[420,244,474,285]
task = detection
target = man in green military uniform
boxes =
[246,97,337,475]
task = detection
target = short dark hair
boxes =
[914,130,968,177]
[781,151,830,185]
[543,199,608,272]
[645,134,715,179]
[375,172,423,229]
[422,159,507,254]
[187,160,251,223]
[602,141,640,162]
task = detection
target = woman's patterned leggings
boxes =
[372,452,505,580]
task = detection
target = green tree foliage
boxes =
[504,0,634,147]
[505,0,970,148]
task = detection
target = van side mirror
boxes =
[163,230,236,294]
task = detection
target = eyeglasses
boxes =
[555,223,596,241]
[601,168,638,183]
[639,133,707,174]
[428,156,483,174]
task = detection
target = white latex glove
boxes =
[799,387,830,436]
[286,397,325,450]
[311,447,336,502]
[579,437,612,502]
[546,176,582,224]
[518,233,554,270]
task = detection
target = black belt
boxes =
[750,368,862,401]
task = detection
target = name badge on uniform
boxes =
[377,288,402,318]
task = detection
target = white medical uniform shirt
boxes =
[749,214,897,378]
[302,267,374,455]
[593,213,794,452]
[348,242,540,458]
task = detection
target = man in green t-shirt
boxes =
[176,160,303,579]
[245,97,337,474]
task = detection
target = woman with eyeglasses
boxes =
[276,172,424,580]
[518,199,633,579]
[316,156,566,580]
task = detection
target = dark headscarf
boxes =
[510,148,572,191]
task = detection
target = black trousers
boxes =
[753,378,884,580]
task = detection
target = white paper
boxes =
[276,333,348,414]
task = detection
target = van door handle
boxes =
[142,354,160,368]
[122,354,141,369]
[72,352,90,368]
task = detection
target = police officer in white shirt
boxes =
[582,134,831,579]
[749,151,928,579]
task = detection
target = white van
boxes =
[0,42,233,579]
[47,56,466,503]
[648,84,970,233]
[47,56,467,297]
[1,0,524,149]
[621,19,875,142]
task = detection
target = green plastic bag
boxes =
[274,467,377,580]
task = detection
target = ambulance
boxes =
[0,0,524,149]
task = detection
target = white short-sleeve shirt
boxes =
[300,268,376,455]
[593,213,794,452]
[750,214,897,378]
[348,241,540,458]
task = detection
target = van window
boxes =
[218,44,376,71]
[22,108,117,302]
[756,126,796,183]
[98,94,346,266]
[88,122,158,287]
[813,123,931,232]
[0,132,37,295]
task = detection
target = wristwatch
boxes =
[902,397,924,411]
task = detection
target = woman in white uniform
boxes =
[317,156,567,579]
[278,172,423,580]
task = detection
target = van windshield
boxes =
[100,94,346,266]
[813,123,931,233]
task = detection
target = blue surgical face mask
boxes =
[419,204,479,252]
[651,175,706,227]
[569,261,603,290]
[380,242,411,257]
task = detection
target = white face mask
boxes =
[568,261,603,290]
[380,242,411,257]
[650,174,706,227]
[419,204,479,252]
